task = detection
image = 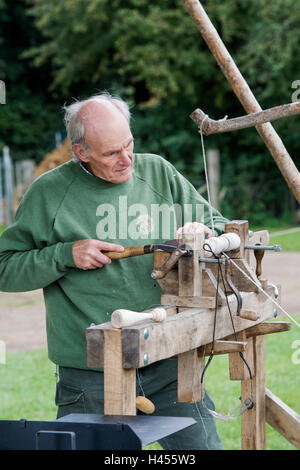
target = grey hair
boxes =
[63,92,131,159]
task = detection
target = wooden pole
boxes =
[103,329,136,415]
[177,232,205,403]
[182,0,300,204]
[266,389,300,449]
[191,102,300,136]
[241,335,266,450]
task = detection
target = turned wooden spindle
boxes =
[111,307,167,328]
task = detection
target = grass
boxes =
[0,315,299,450]
[269,231,300,252]
[250,222,300,252]
[209,316,300,450]
[0,349,57,422]
[0,220,299,449]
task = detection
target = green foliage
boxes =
[0,0,64,161]
[1,0,300,221]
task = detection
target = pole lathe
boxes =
[86,221,300,450]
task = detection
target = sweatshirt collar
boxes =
[79,161,93,176]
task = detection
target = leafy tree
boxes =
[0,0,63,161]
[1,0,300,223]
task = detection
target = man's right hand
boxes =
[72,239,124,270]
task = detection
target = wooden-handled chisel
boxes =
[104,240,180,260]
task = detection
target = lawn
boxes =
[0,222,299,449]
[250,222,300,252]
[0,314,299,450]
[269,230,300,252]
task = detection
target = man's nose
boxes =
[120,148,132,162]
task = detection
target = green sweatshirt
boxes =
[0,154,228,369]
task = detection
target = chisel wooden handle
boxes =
[111,307,167,328]
[105,245,153,259]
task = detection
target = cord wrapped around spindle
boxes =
[204,232,240,257]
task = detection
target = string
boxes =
[136,369,145,397]
[199,115,215,236]
[197,243,254,421]
[196,110,297,423]
[222,253,300,329]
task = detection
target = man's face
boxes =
[75,103,134,184]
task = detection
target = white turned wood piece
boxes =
[111,307,167,328]
[204,232,240,257]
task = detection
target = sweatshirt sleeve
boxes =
[166,163,229,236]
[0,178,76,293]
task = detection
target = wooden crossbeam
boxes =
[266,389,300,450]
[197,340,247,356]
[190,102,300,136]
[86,289,275,369]
[246,321,291,338]
[161,294,216,309]
[182,0,300,203]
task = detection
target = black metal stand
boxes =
[0,414,196,450]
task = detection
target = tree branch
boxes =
[182,0,300,204]
[191,102,300,136]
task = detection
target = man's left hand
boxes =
[175,222,213,239]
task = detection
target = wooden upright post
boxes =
[177,232,206,402]
[241,335,266,449]
[103,329,136,415]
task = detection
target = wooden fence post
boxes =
[207,149,220,210]
[3,146,14,226]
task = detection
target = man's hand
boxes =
[175,222,213,240]
[72,239,124,270]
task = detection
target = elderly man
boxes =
[0,92,227,450]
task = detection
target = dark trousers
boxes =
[55,359,222,450]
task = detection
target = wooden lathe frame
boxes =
[86,220,300,450]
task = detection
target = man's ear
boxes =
[73,143,89,163]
